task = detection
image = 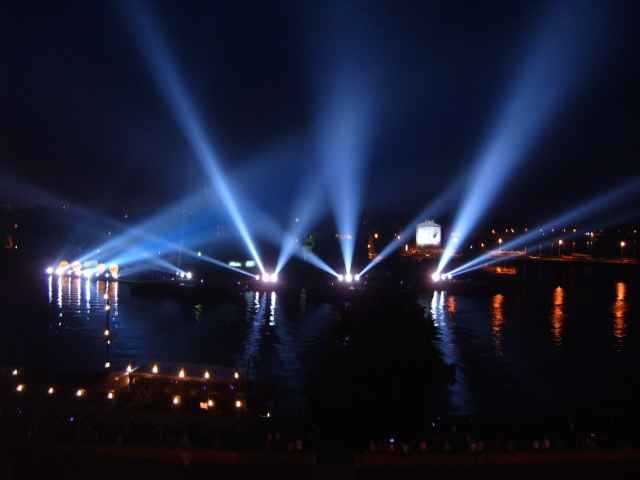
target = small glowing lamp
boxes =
[207,399,214,408]
[172,395,181,406]
[107,391,115,400]
[203,370,211,380]
[105,304,110,311]
[151,364,159,374]
[11,369,19,376]
[104,361,111,369]
[178,368,185,378]
[16,384,25,393]
[103,329,110,337]
[234,371,240,380]
[235,399,243,409]
[186,272,193,280]
[76,388,86,398]
[47,386,55,395]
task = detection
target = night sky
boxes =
[1,0,637,226]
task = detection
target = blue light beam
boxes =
[359,182,461,276]
[446,178,640,277]
[125,1,265,273]
[437,2,605,274]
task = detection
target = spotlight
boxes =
[337,274,344,282]
[354,274,361,282]
[431,272,441,283]
[46,266,54,275]
[345,273,353,283]
[185,271,193,280]
[260,272,277,283]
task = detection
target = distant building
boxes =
[416,220,441,247]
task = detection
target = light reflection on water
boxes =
[612,282,628,351]
[38,274,637,416]
[551,286,565,347]
[428,290,470,414]
[491,294,505,355]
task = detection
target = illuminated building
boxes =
[416,220,442,247]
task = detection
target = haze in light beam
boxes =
[125,1,264,273]
[437,2,605,274]
[447,178,640,277]
[359,182,461,276]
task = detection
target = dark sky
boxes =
[1,0,637,226]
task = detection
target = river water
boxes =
[1,262,637,419]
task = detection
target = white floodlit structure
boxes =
[416,220,442,247]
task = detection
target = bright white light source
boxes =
[172,395,181,406]
[46,267,54,275]
[355,274,361,282]
[16,384,25,392]
[178,368,185,378]
[126,364,133,374]
[337,274,344,282]
[431,272,441,282]
[152,364,159,374]
[345,273,353,283]
[185,271,193,280]
[107,391,115,400]
[12,369,19,376]
[48,386,55,395]
[235,399,243,409]
[104,361,111,369]
[234,371,240,380]
[76,388,86,398]
[203,370,211,380]
[270,273,278,283]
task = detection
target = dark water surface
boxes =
[1,263,638,419]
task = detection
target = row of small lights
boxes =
[10,367,244,409]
